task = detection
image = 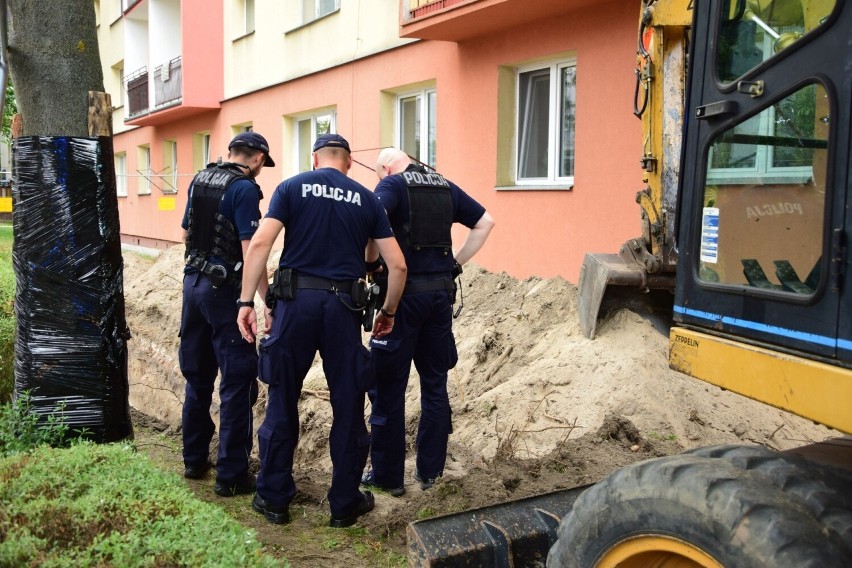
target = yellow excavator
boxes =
[408,1,852,565]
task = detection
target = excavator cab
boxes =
[671,0,852,435]
[578,0,849,353]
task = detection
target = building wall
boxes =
[96,0,131,133]
[224,0,413,99]
[451,2,643,281]
[108,0,645,284]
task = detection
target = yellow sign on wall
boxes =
[158,197,176,211]
[0,197,11,213]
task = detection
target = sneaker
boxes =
[184,461,213,480]
[360,470,406,497]
[414,468,439,491]
[252,493,290,525]
[329,491,375,528]
[214,474,256,497]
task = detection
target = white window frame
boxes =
[163,140,178,194]
[243,0,255,35]
[115,152,127,197]
[514,59,576,186]
[293,110,337,173]
[116,66,125,108]
[137,145,151,195]
[395,89,437,168]
[202,134,211,166]
[302,0,340,23]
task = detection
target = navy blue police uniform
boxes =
[179,162,263,487]
[368,163,486,489]
[256,165,394,520]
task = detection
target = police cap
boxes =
[229,131,275,167]
[313,133,351,153]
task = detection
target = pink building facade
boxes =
[106,0,644,283]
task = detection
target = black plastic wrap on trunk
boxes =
[12,136,132,443]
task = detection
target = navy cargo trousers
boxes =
[179,273,259,483]
[255,289,372,519]
[367,286,458,488]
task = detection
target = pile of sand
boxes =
[122,245,835,483]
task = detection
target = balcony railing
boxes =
[125,66,149,117]
[408,0,466,18]
[154,57,183,109]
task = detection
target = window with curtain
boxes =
[397,89,437,168]
[296,111,336,172]
[137,145,151,195]
[302,0,339,22]
[516,60,576,185]
[115,153,127,197]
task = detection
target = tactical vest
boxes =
[399,165,453,253]
[185,164,257,268]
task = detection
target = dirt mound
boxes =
[122,245,836,548]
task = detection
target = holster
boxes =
[269,267,297,302]
[187,255,239,289]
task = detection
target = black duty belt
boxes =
[187,256,232,284]
[296,275,356,292]
[404,277,455,295]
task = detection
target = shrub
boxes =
[0,391,69,457]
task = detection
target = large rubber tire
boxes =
[546,444,852,567]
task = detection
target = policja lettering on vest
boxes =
[302,183,363,206]
[402,170,450,187]
[194,169,236,188]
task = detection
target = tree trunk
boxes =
[7,0,104,136]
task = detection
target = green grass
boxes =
[0,223,13,402]
[0,441,280,567]
[0,378,282,567]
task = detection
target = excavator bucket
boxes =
[407,485,589,567]
[577,252,675,339]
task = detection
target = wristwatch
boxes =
[236,299,255,308]
[380,307,395,318]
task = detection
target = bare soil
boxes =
[122,246,837,567]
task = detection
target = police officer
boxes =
[237,133,406,527]
[362,147,495,496]
[179,131,274,497]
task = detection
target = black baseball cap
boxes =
[313,133,350,153]
[229,132,275,167]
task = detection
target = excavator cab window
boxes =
[676,0,850,360]
[698,82,829,293]
[717,0,837,84]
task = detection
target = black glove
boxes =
[452,260,463,279]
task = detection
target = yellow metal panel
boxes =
[0,197,11,213]
[669,327,852,434]
[646,0,694,27]
[158,197,176,212]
